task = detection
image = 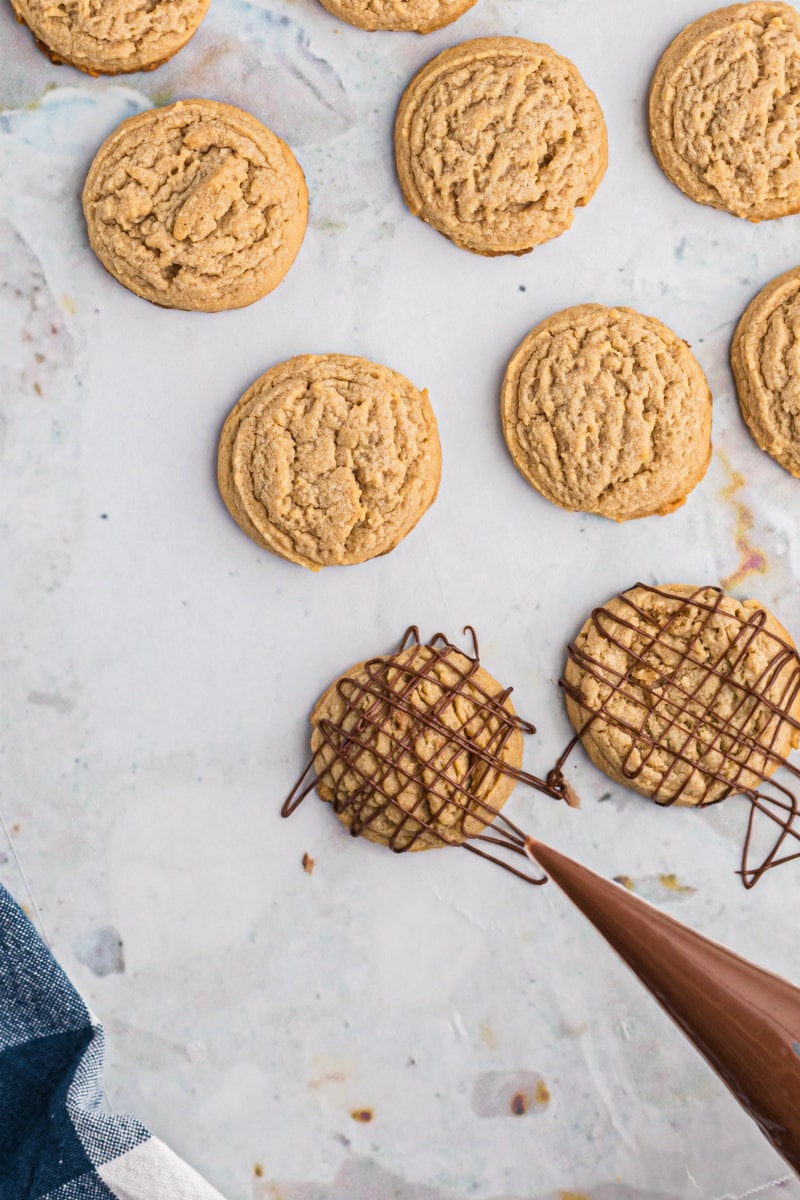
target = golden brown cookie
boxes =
[217,355,441,570]
[563,583,800,807]
[82,99,307,312]
[501,304,712,521]
[732,267,800,476]
[649,3,800,221]
[317,0,477,32]
[11,0,209,75]
[394,37,607,256]
[309,639,524,850]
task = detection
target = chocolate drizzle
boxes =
[557,583,800,887]
[283,626,572,883]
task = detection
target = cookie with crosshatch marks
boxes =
[289,630,533,851]
[10,0,209,75]
[317,0,477,32]
[217,355,441,569]
[501,305,712,521]
[649,3,800,221]
[394,37,607,256]
[731,266,800,477]
[83,99,307,312]
[562,584,800,807]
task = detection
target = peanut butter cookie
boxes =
[317,0,477,32]
[394,37,607,256]
[83,99,307,312]
[11,0,209,76]
[501,304,712,521]
[217,355,441,570]
[732,267,800,476]
[308,639,524,850]
[649,3,800,220]
[563,583,800,807]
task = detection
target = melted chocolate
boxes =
[283,627,572,882]
[557,584,800,887]
[526,837,800,1173]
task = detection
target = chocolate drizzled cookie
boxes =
[284,627,573,880]
[558,583,800,886]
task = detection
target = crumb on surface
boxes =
[302,852,315,875]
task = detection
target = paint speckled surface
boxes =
[1,0,800,1196]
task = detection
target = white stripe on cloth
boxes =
[98,1139,228,1200]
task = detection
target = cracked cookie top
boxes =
[394,36,607,256]
[82,99,308,312]
[217,354,442,570]
[649,3,800,220]
[732,266,800,476]
[563,583,800,806]
[316,0,477,33]
[11,0,209,75]
[501,304,712,522]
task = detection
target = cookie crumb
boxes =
[302,852,316,875]
[560,780,581,809]
[351,1108,373,1123]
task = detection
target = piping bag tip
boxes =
[524,837,546,874]
[520,835,800,1177]
[523,836,572,881]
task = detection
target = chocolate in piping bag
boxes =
[526,838,800,1175]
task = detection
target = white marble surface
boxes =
[2,1,800,1197]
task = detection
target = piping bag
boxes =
[525,838,800,1176]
